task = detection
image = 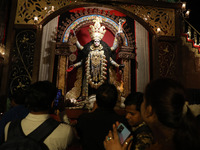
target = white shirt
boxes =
[4,113,74,150]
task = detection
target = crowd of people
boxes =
[0,78,200,150]
[104,78,200,150]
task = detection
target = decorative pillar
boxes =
[55,42,71,95]
[118,46,135,97]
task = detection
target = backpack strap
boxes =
[7,118,60,143]
[7,119,24,140]
[27,118,60,142]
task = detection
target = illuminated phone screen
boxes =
[117,123,131,144]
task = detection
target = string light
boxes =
[33,5,55,24]
[0,43,5,59]
[182,2,186,11]
[185,10,191,18]
[179,2,191,18]
[34,16,38,21]
[43,6,55,18]
[33,16,39,24]
[157,27,161,33]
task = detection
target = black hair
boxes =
[78,40,112,62]
[25,81,57,112]
[173,108,200,150]
[77,40,113,84]
[96,83,118,109]
[144,78,200,150]
[144,78,185,128]
[124,92,144,112]
[10,88,27,105]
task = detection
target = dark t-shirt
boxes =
[0,105,29,144]
[76,108,128,150]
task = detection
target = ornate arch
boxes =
[57,8,135,47]
[55,8,135,98]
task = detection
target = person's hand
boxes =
[119,64,125,70]
[66,65,74,72]
[119,64,125,74]
[104,122,133,150]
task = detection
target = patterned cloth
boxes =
[131,122,153,150]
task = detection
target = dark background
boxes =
[184,0,199,31]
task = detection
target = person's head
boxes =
[25,81,57,113]
[141,78,200,150]
[141,78,186,128]
[124,92,144,127]
[10,88,27,107]
[94,39,100,47]
[96,83,118,109]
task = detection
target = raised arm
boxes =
[111,35,119,51]
[110,58,124,70]
[76,40,84,50]
[70,30,84,50]
[110,57,119,68]
[111,18,126,51]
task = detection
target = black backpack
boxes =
[0,118,60,150]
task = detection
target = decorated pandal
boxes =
[54,8,136,110]
[3,0,200,113]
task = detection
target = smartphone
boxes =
[54,89,62,108]
[117,123,131,144]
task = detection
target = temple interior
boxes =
[0,0,200,123]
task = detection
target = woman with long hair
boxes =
[104,78,200,150]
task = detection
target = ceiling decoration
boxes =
[15,0,175,36]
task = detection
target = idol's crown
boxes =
[89,17,106,41]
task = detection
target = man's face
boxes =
[94,39,100,47]
[125,104,143,127]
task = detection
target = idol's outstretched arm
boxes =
[111,18,126,51]
[110,58,124,71]
[70,30,84,50]
[66,60,82,72]
[111,34,119,51]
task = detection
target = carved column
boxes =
[118,46,135,97]
[55,42,71,95]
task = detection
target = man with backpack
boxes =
[1,81,74,150]
[0,88,29,144]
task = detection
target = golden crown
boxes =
[88,17,106,41]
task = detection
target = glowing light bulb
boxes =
[185,10,190,18]
[182,2,186,11]
[34,16,38,21]
[157,28,161,33]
